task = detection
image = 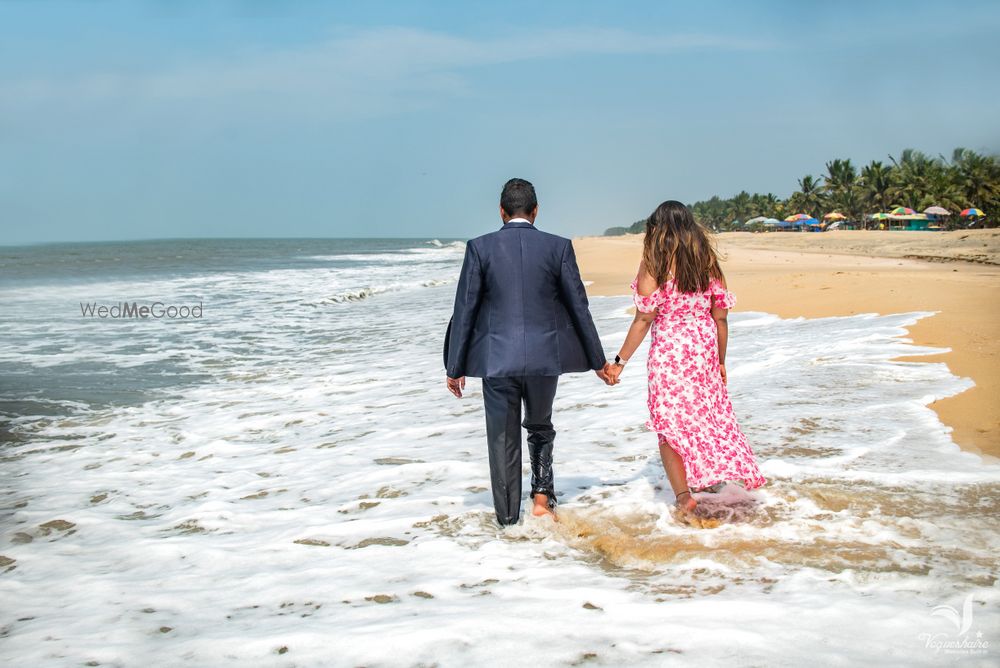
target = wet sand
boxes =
[574,229,1000,459]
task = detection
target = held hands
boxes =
[595,361,621,386]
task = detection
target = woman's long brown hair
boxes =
[642,200,723,293]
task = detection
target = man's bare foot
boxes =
[531,494,557,521]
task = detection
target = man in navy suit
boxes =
[444,178,611,527]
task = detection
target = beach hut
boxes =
[901,213,931,230]
[923,206,950,230]
[869,212,890,230]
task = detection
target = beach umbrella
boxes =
[823,212,846,221]
[784,213,811,222]
[891,206,916,215]
[924,206,950,216]
[746,216,768,225]
[762,218,781,226]
[960,208,984,217]
[828,221,842,230]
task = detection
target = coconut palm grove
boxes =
[604,148,1000,234]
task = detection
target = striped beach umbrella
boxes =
[960,208,985,217]
[784,213,812,222]
[891,206,915,215]
[924,206,951,216]
[869,212,890,220]
[823,212,846,221]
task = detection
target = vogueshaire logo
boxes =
[918,593,990,656]
[80,301,203,319]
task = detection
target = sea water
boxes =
[0,238,997,667]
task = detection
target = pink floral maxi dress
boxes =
[630,269,766,491]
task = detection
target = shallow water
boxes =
[0,238,997,666]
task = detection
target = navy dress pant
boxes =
[481,375,559,526]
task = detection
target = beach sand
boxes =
[574,229,1000,459]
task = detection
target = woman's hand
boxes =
[606,362,623,385]
[719,363,727,385]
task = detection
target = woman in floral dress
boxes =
[604,200,766,513]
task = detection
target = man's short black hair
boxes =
[500,178,537,217]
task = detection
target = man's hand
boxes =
[596,361,619,386]
[719,363,727,385]
[446,376,466,398]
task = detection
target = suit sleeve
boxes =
[558,240,607,370]
[446,241,484,378]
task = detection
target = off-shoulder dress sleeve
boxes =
[630,276,666,313]
[709,277,736,310]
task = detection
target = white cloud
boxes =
[0,26,773,119]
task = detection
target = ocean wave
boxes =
[305,277,456,305]
[423,239,466,251]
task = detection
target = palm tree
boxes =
[889,148,938,210]
[823,158,861,224]
[750,192,781,219]
[729,191,752,225]
[860,160,894,228]
[691,196,729,231]
[950,148,1000,215]
[789,175,825,219]
[824,159,857,194]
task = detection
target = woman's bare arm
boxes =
[711,273,729,384]
[608,265,658,383]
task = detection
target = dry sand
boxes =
[574,229,1000,459]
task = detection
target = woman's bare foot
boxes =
[674,489,697,513]
[531,494,557,521]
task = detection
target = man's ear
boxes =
[499,205,510,222]
[528,205,538,221]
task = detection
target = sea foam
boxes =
[0,240,997,666]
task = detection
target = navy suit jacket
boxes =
[443,220,607,378]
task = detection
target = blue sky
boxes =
[1,0,998,244]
